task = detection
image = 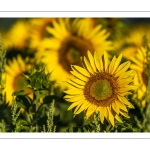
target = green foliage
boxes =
[9,65,59,132]
[0,34,6,103]
[25,63,51,90]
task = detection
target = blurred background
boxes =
[1,17,150,132]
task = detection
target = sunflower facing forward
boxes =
[36,18,113,90]
[64,51,135,126]
[4,55,32,105]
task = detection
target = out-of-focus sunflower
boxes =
[64,51,135,126]
[4,55,32,105]
[37,18,113,90]
[130,47,147,107]
[1,19,31,50]
[28,18,57,49]
[116,24,150,59]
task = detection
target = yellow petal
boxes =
[108,107,114,126]
[87,51,97,73]
[67,100,85,110]
[103,107,109,121]
[115,100,128,112]
[112,101,120,115]
[94,51,101,72]
[115,62,130,77]
[71,65,90,77]
[87,25,101,39]
[115,114,123,123]
[67,80,84,89]
[112,53,122,74]
[70,71,88,82]
[108,56,116,74]
[71,78,86,86]
[103,51,109,72]
[86,105,97,118]
[118,96,135,108]
[74,101,91,114]
[130,64,143,72]
[64,88,83,95]
[117,70,134,80]
[118,92,132,97]
[117,77,133,86]
[120,110,130,118]
[64,95,85,102]
[130,57,143,67]
[96,107,105,123]
[100,55,104,72]
[83,56,94,74]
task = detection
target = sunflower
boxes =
[130,47,147,107]
[37,18,113,90]
[2,19,31,50]
[116,24,150,59]
[28,18,57,49]
[4,55,32,105]
[64,51,135,126]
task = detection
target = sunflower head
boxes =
[36,18,114,91]
[116,24,150,59]
[2,19,31,50]
[130,47,148,107]
[4,55,33,105]
[64,50,135,126]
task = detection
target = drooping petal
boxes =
[108,107,114,126]
[67,100,85,110]
[118,95,135,108]
[115,114,123,123]
[115,100,128,112]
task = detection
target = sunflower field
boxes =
[0,18,150,132]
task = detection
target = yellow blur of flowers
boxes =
[130,47,147,107]
[37,18,114,90]
[64,51,135,126]
[1,19,31,50]
[4,55,33,105]
[116,25,150,59]
[28,18,57,49]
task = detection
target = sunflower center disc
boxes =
[90,79,112,101]
[58,36,94,72]
[13,74,28,91]
[66,47,81,64]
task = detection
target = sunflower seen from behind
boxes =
[64,51,135,126]
[37,18,113,90]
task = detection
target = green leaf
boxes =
[16,119,29,126]
[16,95,32,111]
[12,90,26,96]
[43,95,59,104]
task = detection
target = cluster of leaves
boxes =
[0,60,59,132]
